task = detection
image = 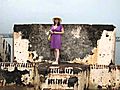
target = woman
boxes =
[49,16,64,64]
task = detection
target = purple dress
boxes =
[50,24,63,49]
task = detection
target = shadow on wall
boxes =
[13,24,115,61]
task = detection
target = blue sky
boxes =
[0,0,120,63]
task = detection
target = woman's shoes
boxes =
[52,61,58,64]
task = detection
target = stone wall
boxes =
[37,63,90,90]
[13,24,116,64]
[97,30,116,65]
[89,64,120,89]
[0,63,120,89]
[0,62,90,90]
[0,62,34,86]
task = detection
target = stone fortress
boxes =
[0,24,120,90]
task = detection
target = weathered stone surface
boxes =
[0,67,29,85]
[14,24,115,61]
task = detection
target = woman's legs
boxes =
[54,50,57,59]
[54,49,59,63]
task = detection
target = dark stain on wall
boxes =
[14,24,115,61]
[38,62,90,76]
[0,67,29,85]
[6,44,11,62]
[14,24,32,39]
[68,77,78,87]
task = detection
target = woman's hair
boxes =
[53,19,60,26]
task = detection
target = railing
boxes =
[0,62,33,68]
[0,62,119,71]
[90,64,109,69]
[90,64,119,70]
